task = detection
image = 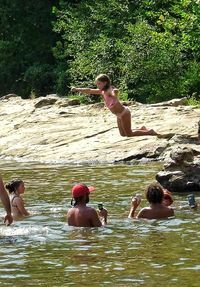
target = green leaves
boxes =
[0,0,199,101]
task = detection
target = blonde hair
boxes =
[95,74,111,85]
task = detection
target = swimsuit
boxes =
[10,195,19,208]
[103,93,119,109]
[115,106,130,119]
[102,90,130,119]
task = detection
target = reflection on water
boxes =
[0,160,200,286]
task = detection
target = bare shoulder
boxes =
[67,208,74,216]
[137,207,149,218]
[13,197,23,204]
[113,88,119,96]
[87,206,97,214]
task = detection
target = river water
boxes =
[0,160,200,287]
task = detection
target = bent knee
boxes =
[126,133,133,137]
[119,131,126,137]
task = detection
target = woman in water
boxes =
[128,183,174,219]
[6,179,29,219]
[71,74,158,137]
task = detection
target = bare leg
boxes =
[119,110,158,137]
[132,126,147,131]
[117,117,126,136]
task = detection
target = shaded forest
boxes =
[0,0,199,103]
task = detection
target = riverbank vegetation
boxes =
[0,0,199,103]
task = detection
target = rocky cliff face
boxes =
[0,95,200,164]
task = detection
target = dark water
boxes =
[0,160,200,287]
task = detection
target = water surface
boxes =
[0,161,200,286]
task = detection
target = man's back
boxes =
[67,205,102,227]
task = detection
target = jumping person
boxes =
[71,74,158,137]
[6,179,29,219]
[67,184,107,227]
[128,183,174,219]
[0,177,13,225]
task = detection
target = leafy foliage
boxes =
[54,0,200,102]
[0,0,199,102]
[0,1,58,98]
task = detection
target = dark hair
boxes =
[95,74,111,91]
[71,193,89,207]
[71,196,84,207]
[146,183,164,204]
[5,179,23,194]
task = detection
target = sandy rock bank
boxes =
[0,95,200,164]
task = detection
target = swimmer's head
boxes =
[95,74,111,91]
[6,179,25,194]
[146,183,164,204]
[71,184,94,206]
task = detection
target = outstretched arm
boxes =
[71,87,102,95]
[0,177,13,225]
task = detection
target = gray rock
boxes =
[0,97,200,165]
[34,97,58,108]
[148,97,187,107]
[56,99,69,107]
[170,147,194,163]
[156,147,200,192]
[0,94,19,100]
[67,99,80,106]
[46,94,59,98]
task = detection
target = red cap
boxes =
[71,184,95,198]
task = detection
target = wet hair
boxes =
[146,183,164,204]
[95,74,111,91]
[5,179,23,194]
[71,196,84,207]
[71,194,89,207]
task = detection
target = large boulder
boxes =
[156,147,200,192]
[148,97,188,107]
[0,94,20,100]
[34,96,58,108]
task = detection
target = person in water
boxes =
[162,190,173,207]
[71,74,158,137]
[0,177,13,225]
[67,184,107,227]
[6,179,29,219]
[128,183,174,219]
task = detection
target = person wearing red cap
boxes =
[0,176,13,225]
[67,184,107,227]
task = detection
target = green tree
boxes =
[54,0,200,102]
[0,0,58,98]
